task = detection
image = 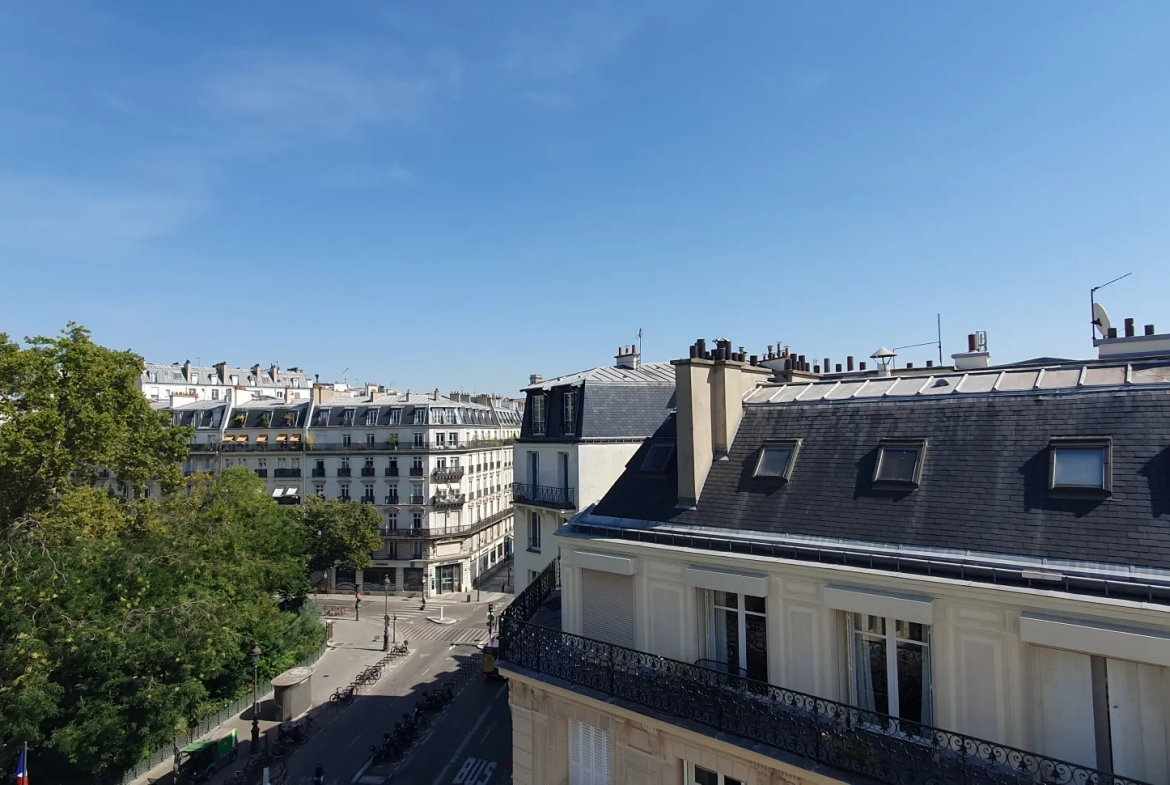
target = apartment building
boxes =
[512,348,675,592]
[138,360,311,402]
[150,387,521,598]
[498,334,1170,785]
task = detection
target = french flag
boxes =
[15,744,28,785]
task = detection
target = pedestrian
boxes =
[501,578,505,592]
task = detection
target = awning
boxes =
[276,434,288,443]
[289,433,301,442]
[238,435,249,443]
[256,434,269,443]
[272,487,284,497]
[285,486,300,497]
[222,435,234,443]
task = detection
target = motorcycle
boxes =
[277,723,308,745]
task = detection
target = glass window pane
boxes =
[876,447,919,482]
[744,594,766,614]
[757,446,793,476]
[694,767,718,785]
[896,639,932,724]
[721,607,740,674]
[852,630,889,715]
[854,614,885,635]
[714,591,738,609]
[745,613,768,682]
[1053,448,1105,488]
[895,620,928,643]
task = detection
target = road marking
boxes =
[478,719,497,745]
[352,757,373,783]
[452,757,498,785]
[429,684,506,785]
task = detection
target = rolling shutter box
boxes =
[581,569,635,648]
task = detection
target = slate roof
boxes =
[523,362,675,391]
[519,363,676,441]
[142,362,309,389]
[310,394,503,428]
[591,388,1170,571]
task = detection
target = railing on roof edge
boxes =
[497,556,1147,785]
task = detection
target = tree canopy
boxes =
[0,326,368,782]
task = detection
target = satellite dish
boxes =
[1092,302,1112,338]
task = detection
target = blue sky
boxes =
[2,2,1168,393]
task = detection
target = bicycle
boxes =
[329,685,355,706]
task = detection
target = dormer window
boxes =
[563,391,577,436]
[1049,437,1111,494]
[365,409,378,426]
[342,408,356,426]
[753,440,800,481]
[873,440,926,488]
[316,408,331,426]
[640,442,674,473]
[532,395,547,436]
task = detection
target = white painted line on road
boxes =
[478,719,497,745]
[352,756,373,783]
[429,684,506,785]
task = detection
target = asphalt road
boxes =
[358,675,512,785]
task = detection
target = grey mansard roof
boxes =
[592,381,1170,571]
[519,363,676,442]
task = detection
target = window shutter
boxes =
[569,719,609,785]
[581,569,635,648]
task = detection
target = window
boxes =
[365,409,377,426]
[752,440,800,480]
[847,613,932,725]
[569,719,609,785]
[446,409,457,424]
[277,458,287,469]
[339,485,350,500]
[413,432,424,448]
[412,541,423,559]
[257,458,267,469]
[340,457,350,469]
[563,390,577,435]
[314,484,325,497]
[699,591,767,682]
[532,395,547,435]
[365,433,375,446]
[873,440,926,487]
[528,451,540,486]
[342,433,352,447]
[412,408,427,425]
[640,443,674,473]
[342,408,355,426]
[449,432,459,445]
[527,511,541,551]
[692,766,742,785]
[436,432,446,446]
[316,408,331,426]
[212,389,220,400]
[411,512,422,531]
[411,457,423,471]
[411,482,423,499]
[1049,438,1111,493]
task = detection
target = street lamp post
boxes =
[354,587,361,622]
[382,575,391,652]
[392,614,397,644]
[250,644,262,751]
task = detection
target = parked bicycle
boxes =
[329,685,355,706]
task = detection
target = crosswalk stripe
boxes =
[399,625,486,643]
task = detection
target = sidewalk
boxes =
[314,558,515,609]
[129,618,400,785]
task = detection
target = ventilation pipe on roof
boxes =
[952,332,992,370]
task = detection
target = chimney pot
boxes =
[926,360,934,368]
[750,355,758,366]
[847,356,855,371]
[1125,318,1135,338]
[967,334,977,352]
[835,364,842,372]
[824,358,830,373]
[1108,327,1118,338]
[689,344,698,358]
[906,362,913,369]
[813,365,821,374]
[1146,324,1156,336]
[860,361,867,371]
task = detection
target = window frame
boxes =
[640,442,675,473]
[1048,436,1112,495]
[563,390,577,436]
[751,439,801,481]
[872,439,927,489]
[531,394,547,436]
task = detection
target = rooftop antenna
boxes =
[1090,273,1131,340]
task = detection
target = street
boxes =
[146,588,516,785]
[354,675,511,785]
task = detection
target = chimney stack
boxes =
[847,356,855,372]
[215,362,228,384]
[1145,324,1156,336]
[433,388,440,401]
[183,359,192,381]
[953,332,992,370]
[615,346,641,370]
[1125,318,1136,338]
[673,339,770,507]
[529,374,543,386]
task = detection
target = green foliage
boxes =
[300,495,385,574]
[0,327,325,784]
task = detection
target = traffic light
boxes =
[488,602,494,614]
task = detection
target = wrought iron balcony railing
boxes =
[273,468,301,478]
[337,468,351,477]
[432,494,467,510]
[311,467,326,477]
[498,558,1148,785]
[385,467,399,477]
[433,466,466,482]
[361,467,376,477]
[409,467,425,477]
[511,482,576,510]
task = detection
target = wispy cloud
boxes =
[0,174,205,255]
[522,90,578,112]
[503,11,638,81]
[320,164,417,189]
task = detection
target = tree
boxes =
[0,327,324,783]
[300,496,385,577]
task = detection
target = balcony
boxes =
[311,467,326,478]
[433,466,465,482]
[361,497,376,505]
[499,559,1143,785]
[361,467,376,477]
[337,468,351,477]
[512,482,576,510]
[255,469,268,478]
[432,494,467,510]
[384,495,400,505]
[306,440,399,452]
[409,467,425,477]
[273,468,301,478]
[385,467,399,477]
[409,494,425,505]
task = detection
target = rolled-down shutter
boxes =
[569,718,610,785]
[581,569,635,648]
